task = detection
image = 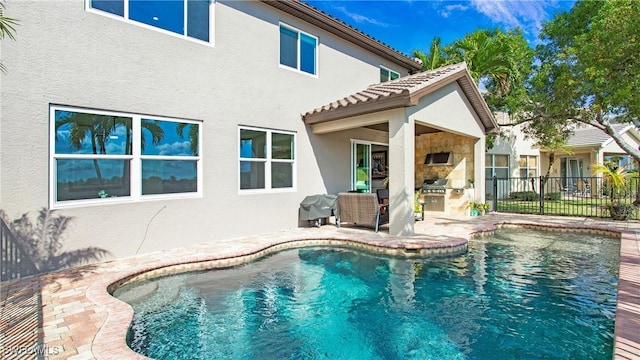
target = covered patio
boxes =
[303,63,499,235]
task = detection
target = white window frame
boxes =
[278,22,318,77]
[238,126,297,194]
[380,66,400,82]
[85,0,215,46]
[519,155,538,178]
[49,105,203,208]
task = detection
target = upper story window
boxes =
[380,66,399,82]
[279,23,317,75]
[51,105,201,208]
[88,0,211,42]
[519,155,538,178]
[239,126,296,192]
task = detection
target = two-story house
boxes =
[0,0,497,262]
[487,112,640,198]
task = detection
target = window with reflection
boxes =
[51,106,201,206]
[141,119,199,195]
[89,0,211,42]
[380,66,400,82]
[279,23,317,75]
[239,127,295,191]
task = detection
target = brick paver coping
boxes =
[1,213,638,359]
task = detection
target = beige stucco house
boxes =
[0,0,496,264]
[487,113,640,198]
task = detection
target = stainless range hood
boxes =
[424,152,453,166]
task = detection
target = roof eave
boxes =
[259,0,422,72]
[601,125,635,147]
[455,71,500,135]
[303,95,411,125]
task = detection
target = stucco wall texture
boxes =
[0,1,409,259]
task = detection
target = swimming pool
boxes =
[114,228,620,359]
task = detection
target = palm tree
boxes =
[445,29,512,91]
[55,112,131,184]
[592,162,634,220]
[176,122,199,156]
[6,208,110,274]
[141,119,165,153]
[0,1,18,74]
[413,36,449,71]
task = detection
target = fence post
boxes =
[539,176,545,215]
[493,175,498,211]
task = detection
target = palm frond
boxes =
[142,119,165,149]
[0,2,18,41]
[49,247,111,270]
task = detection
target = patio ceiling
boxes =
[302,63,499,135]
[364,122,441,136]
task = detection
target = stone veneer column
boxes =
[388,111,415,236]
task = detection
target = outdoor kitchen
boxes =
[415,131,476,215]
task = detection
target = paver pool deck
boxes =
[1,212,639,359]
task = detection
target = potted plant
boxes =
[468,202,479,216]
[592,162,635,220]
[479,202,490,215]
[414,191,424,220]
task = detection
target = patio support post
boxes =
[493,176,498,211]
[388,112,415,236]
[474,137,486,202]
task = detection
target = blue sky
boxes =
[306,0,577,56]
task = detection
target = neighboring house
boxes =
[487,113,640,198]
[485,112,541,198]
[0,0,496,261]
[547,124,639,183]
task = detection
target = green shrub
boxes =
[544,192,562,200]
[509,191,539,201]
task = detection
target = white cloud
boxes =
[470,0,553,36]
[439,4,470,18]
[157,141,191,156]
[332,5,391,27]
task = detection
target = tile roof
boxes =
[302,63,499,134]
[567,124,633,147]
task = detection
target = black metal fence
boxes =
[487,176,640,219]
[1,217,38,282]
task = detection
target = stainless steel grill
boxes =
[422,179,448,194]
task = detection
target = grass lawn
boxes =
[495,197,640,220]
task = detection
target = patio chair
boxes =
[575,179,591,196]
[336,192,389,232]
[376,189,389,214]
[581,179,592,196]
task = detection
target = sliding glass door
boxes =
[560,157,584,189]
[351,141,371,192]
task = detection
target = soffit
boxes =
[365,123,442,136]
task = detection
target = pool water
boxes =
[114,229,620,360]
